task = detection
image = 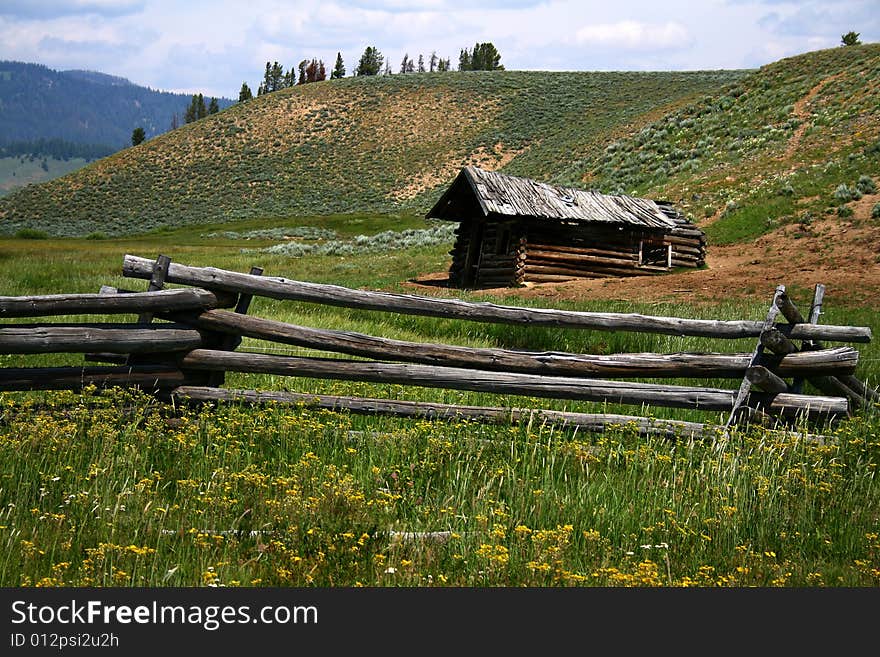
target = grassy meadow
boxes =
[0,217,878,587]
[0,156,91,198]
[1,43,879,588]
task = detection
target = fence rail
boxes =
[122,255,872,342]
[0,253,876,439]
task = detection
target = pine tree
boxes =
[331,52,345,79]
[468,42,503,70]
[260,61,286,93]
[400,54,410,74]
[196,93,207,119]
[238,82,253,102]
[208,97,219,114]
[417,54,425,73]
[307,59,318,82]
[131,127,145,146]
[184,94,198,123]
[260,62,271,95]
[429,51,438,73]
[356,46,384,76]
[459,48,471,71]
[841,31,861,46]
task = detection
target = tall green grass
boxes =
[0,225,877,587]
[1,387,877,587]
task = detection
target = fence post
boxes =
[795,283,873,409]
[789,284,823,394]
[204,266,263,388]
[723,285,786,432]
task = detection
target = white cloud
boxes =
[574,20,689,50]
[0,0,876,98]
[0,0,144,19]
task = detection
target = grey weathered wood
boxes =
[205,265,265,388]
[525,250,642,267]
[178,349,847,418]
[523,265,649,278]
[122,255,872,342]
[724,285,786,429]
[177,309,859,379]
[0,287,234,318]
[745,365,789,393]
[790,283,876,405]
[168,386,715,439]
[525,243,638,259]
[808,376,863,410]
[775,291,806,325]
[136,254,171,324]
[761,328,799,355]
[170,386,832,443]
[807,284,825,326]
[85,285,140,365]
[0,323,205,354]
[0,365,187,391]
[838,374,880,402]
[791,284,824,393]
[171,385,716,439]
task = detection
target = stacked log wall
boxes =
[520,222,666,282]
[658,202,707,268]
[475,221,522,288]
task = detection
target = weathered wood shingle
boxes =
[428,166,677,230]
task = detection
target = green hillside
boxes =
[0,69,742,237]
[566,44,880,244]
[2,45,876,242]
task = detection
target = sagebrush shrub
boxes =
[856,175,877,195]
[834,183,855,202]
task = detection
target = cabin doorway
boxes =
[462,221,484,287]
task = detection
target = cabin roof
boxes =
[426,166,678,230]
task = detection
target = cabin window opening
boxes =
[639,239,669,267]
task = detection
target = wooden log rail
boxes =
[176,308,860,379]
[0,254,868,435]
[769,284,879,409]
[122,255,872,343]
[170,386,831,443]
[169,385,716,440]
[0,323,205,354]
[0,364,187,392]
[178,349,849,419]
[0,287,235,318]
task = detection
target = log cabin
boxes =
[426,166,706,288]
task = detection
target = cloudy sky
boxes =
[0,0,876,99]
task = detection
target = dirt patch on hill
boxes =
[407,194,880,309]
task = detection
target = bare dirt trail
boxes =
[783,73,845,163]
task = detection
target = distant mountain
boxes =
[0,61,235,149]
[61,69,134,87]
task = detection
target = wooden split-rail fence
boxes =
[0,253,875,440]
